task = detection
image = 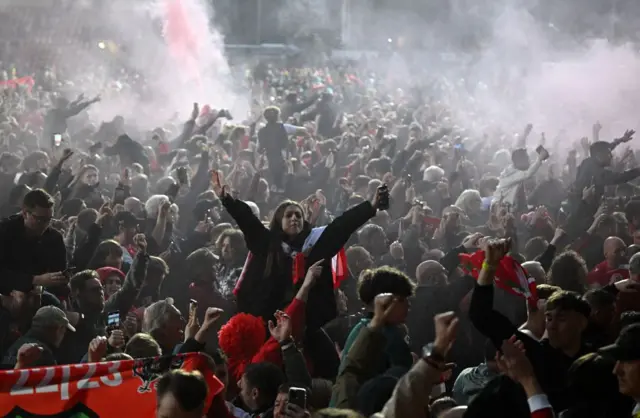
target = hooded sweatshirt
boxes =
[494,156,543,207]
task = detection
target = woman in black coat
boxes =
[215,181,385,331]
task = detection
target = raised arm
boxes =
[214,173,270,254]
[309,186,383,260]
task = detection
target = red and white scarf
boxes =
[234,226,347,295]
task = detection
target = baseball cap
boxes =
[114,211,144,229]
[599,323,640,361]
[32,306,76,332]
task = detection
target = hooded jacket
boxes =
[494,156,543,207]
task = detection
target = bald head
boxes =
[522,261,546,284]
[416,260,447,286]
[604,236,627,268]
[439,406,467,418]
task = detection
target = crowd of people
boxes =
[0,21,640,417]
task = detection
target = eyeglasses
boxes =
[28,211,52,224]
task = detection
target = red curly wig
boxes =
[218,313,266,382]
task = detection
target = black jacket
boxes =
[469,283,592,413]
[223,196,375,330]
[2,330,58,368]
[57,252,148,364]
[0,215,67,295]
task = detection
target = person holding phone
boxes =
[212,171,388,333]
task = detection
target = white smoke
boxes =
[24,0,247,130]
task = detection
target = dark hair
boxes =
[264,200,309,278]
[483,339,498,363]
[620,311,640,329]
[105,352,133,361]
[70,270,101,293]
[354,175,371,191]
[243,362,285,408]
[511,148,528,163]
[430,396,458,418]
[88,240,124,270]
[546,290,591,317]
[156,370,208,413]
[548,251,588,294]
[211,348,227,366]
[564,353,633,418]
[125,333,162,358]
[624,200,640,223]
[77,208,99,231]
[148,256,169,277]
[524,237,548,261]
[357,266,415,305]
[277,382,291,394]
[536,284,561,300]
[61,198,85,218]
[583,288,616,310]
[216,228,247,256]
[358,224,385,244]
[23,188,54,210]
[186,248,217,279]
[590,141,612,157]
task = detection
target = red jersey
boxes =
[587,261,629,288]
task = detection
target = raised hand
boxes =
[108,329,125,350]
[268,310,292,343]
[15,343,43,369]
[133,233,147,253]
[485,238,511,267]
[369,293,402,329]
[303,259,324,287]
[88,336,108,363]
[496,337,535,385]
[33,272,67,287]
[433,311,459,356]
[621,129,636,143]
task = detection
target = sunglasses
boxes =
[28,211,52,224]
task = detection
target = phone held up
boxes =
[53,133,63,147]
[377,184,390,211]
[288,387,307,409]
[106,311,120,333]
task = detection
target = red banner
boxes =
[0,76,35,91]
[0,353,223,417]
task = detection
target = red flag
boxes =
[459,251,538,303]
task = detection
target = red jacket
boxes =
[250,297,306,366]
[587,261,629,288]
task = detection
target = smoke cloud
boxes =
[27,0,246,129]
[279,0,640,149]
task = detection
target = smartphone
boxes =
[288,387,307,409]
[176,167,188,185]
[169,240,182,254]
[189,299,198,317]
[107,311,120,331]
[113,186,126,205]
[53,134,62,147]
[377,185,390,210]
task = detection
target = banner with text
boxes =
[0,353,222,417]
